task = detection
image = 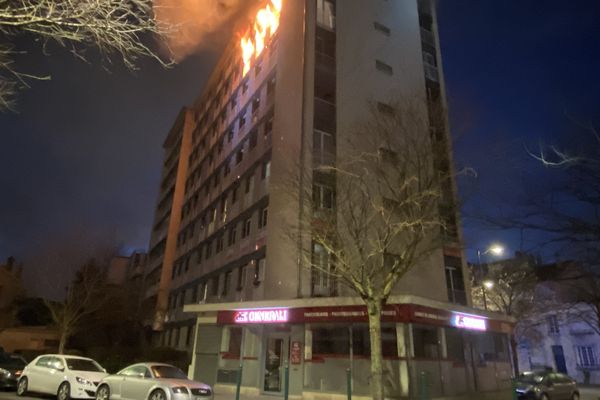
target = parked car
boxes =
[17,354,108,399]
[0,353,27,389]
[515,370,579,400]
[95,363,213,400]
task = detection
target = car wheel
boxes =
[16,377,28,396]
[57,381,71,400]
[149,389,167,400]
[96,385,110,400]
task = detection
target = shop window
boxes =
[476,332,509,362]
[351,325,397,357]
[413,325,439,359]
[312,326,349,356]
[445,328,465,362]
[228,327,243,357]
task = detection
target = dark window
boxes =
[205,241,212,259]
[232,185,239,203]
[227,129,234,143]
[228,327,242,357]
[313,184,334,209]
[242,217,251,238]
[237,265,246,290]
[216,235,224,253]
[222,271,231,296]
[413,325,439,359]
[252,97,260,114]
[267,76,276,98]
[261,160,271,180]
[228,223,237,246]
[375,60,393,75]
[313,327,349,355]
[186,325,194,347]
[259,206,268,228]
[211,276,219,296]
[373,21,391,36]
[236,148,244,164]
[239,111,246,129]
[249,129,258,149]
[264,115,273,139]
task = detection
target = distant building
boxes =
[0,326,59,354]
[517,262,600,384]
[106,251,147,286]
[0,257,25,328]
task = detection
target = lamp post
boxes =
[477,244,504,310]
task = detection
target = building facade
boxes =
[144,0,514,398]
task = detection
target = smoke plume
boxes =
[154,0,252,60]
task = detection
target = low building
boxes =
[0,257,25,328]
[0,326,59,354]
[516,262,600,384]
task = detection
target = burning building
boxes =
[144,0,514,398]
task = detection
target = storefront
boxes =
[185,296,514,399]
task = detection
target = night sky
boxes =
[1,1,599,298]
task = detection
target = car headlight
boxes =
[0,368,10,377]
[76,377,92,385]
[172,387,189,394]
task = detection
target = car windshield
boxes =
[0,354,26,367]
[66,358,104,372]
[518,372,545,384]
[151,365,188,380]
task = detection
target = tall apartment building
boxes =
[144,1,514,398]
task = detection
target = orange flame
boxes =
[240,0,282,77]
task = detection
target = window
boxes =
[245,173,254,194]
[231,93,237,110]
[242,217,251,238]
[239,111,246,129]
[445,328,465,362]
[313,130,335,165]
[222,271,231,296]
[313,184,334,209]
[211,276,220,296]
[242,79,249,94]
[377,101,395,115]
[252,96,260,114]
[375,60,393,75]
[313,326,349,355]
[228,223,237,246]
[216,235,224,253]
[259,206,268,228]
[445,256,466,305]
[237,265,246,290]
[413,325,439,359]
[205,241,213,259]
[264,115,273,140]
[236,148,244,164]
[316,0,336,30]
[548,315,560,334]
[227,129,234,143]
[249,129,258,149]
[228,327,243,357]
[267,76,276,98]
[311,243,334,296]
[232,185,239,203]
[254,258,266,285]
[576,346,597,367]
[261,160,271,180]
[373,21,391,36]
[423,50,439,82]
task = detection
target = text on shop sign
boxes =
[234,308,289,324]
[452,313,487,331]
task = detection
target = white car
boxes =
[95,363,213,400]
[17,354,108,400]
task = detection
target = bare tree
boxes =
[0,0,173,111]
[44,259,109,353]
[283,99,455,400]
[470,255,538,373]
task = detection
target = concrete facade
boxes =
[143,0,511,398]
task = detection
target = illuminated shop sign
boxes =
[234,308,289,324]
[452,313,487,331]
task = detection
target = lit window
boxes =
[317,0,336,30]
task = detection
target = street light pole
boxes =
[477,249,488,310]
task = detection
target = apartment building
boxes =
[145,1,514,398]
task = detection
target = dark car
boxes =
[515,370,579,400]
[0,353,27,390]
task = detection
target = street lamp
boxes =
[477,244,505,310]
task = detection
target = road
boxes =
[2,388,600,400]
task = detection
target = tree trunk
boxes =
[58,329,69,354]
[367,300,384,400]
[510,334,519,376]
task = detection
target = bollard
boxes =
[418,371,429,400]
[235,364,243,400]
[346,368,352,400]
[284,363,290,400]
[511,377,518,400]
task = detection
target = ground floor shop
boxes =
[185,297,514,399]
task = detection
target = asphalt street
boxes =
[2,388,600,400]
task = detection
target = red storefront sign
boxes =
[215,304,511,333]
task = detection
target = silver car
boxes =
[95,363,213,400]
